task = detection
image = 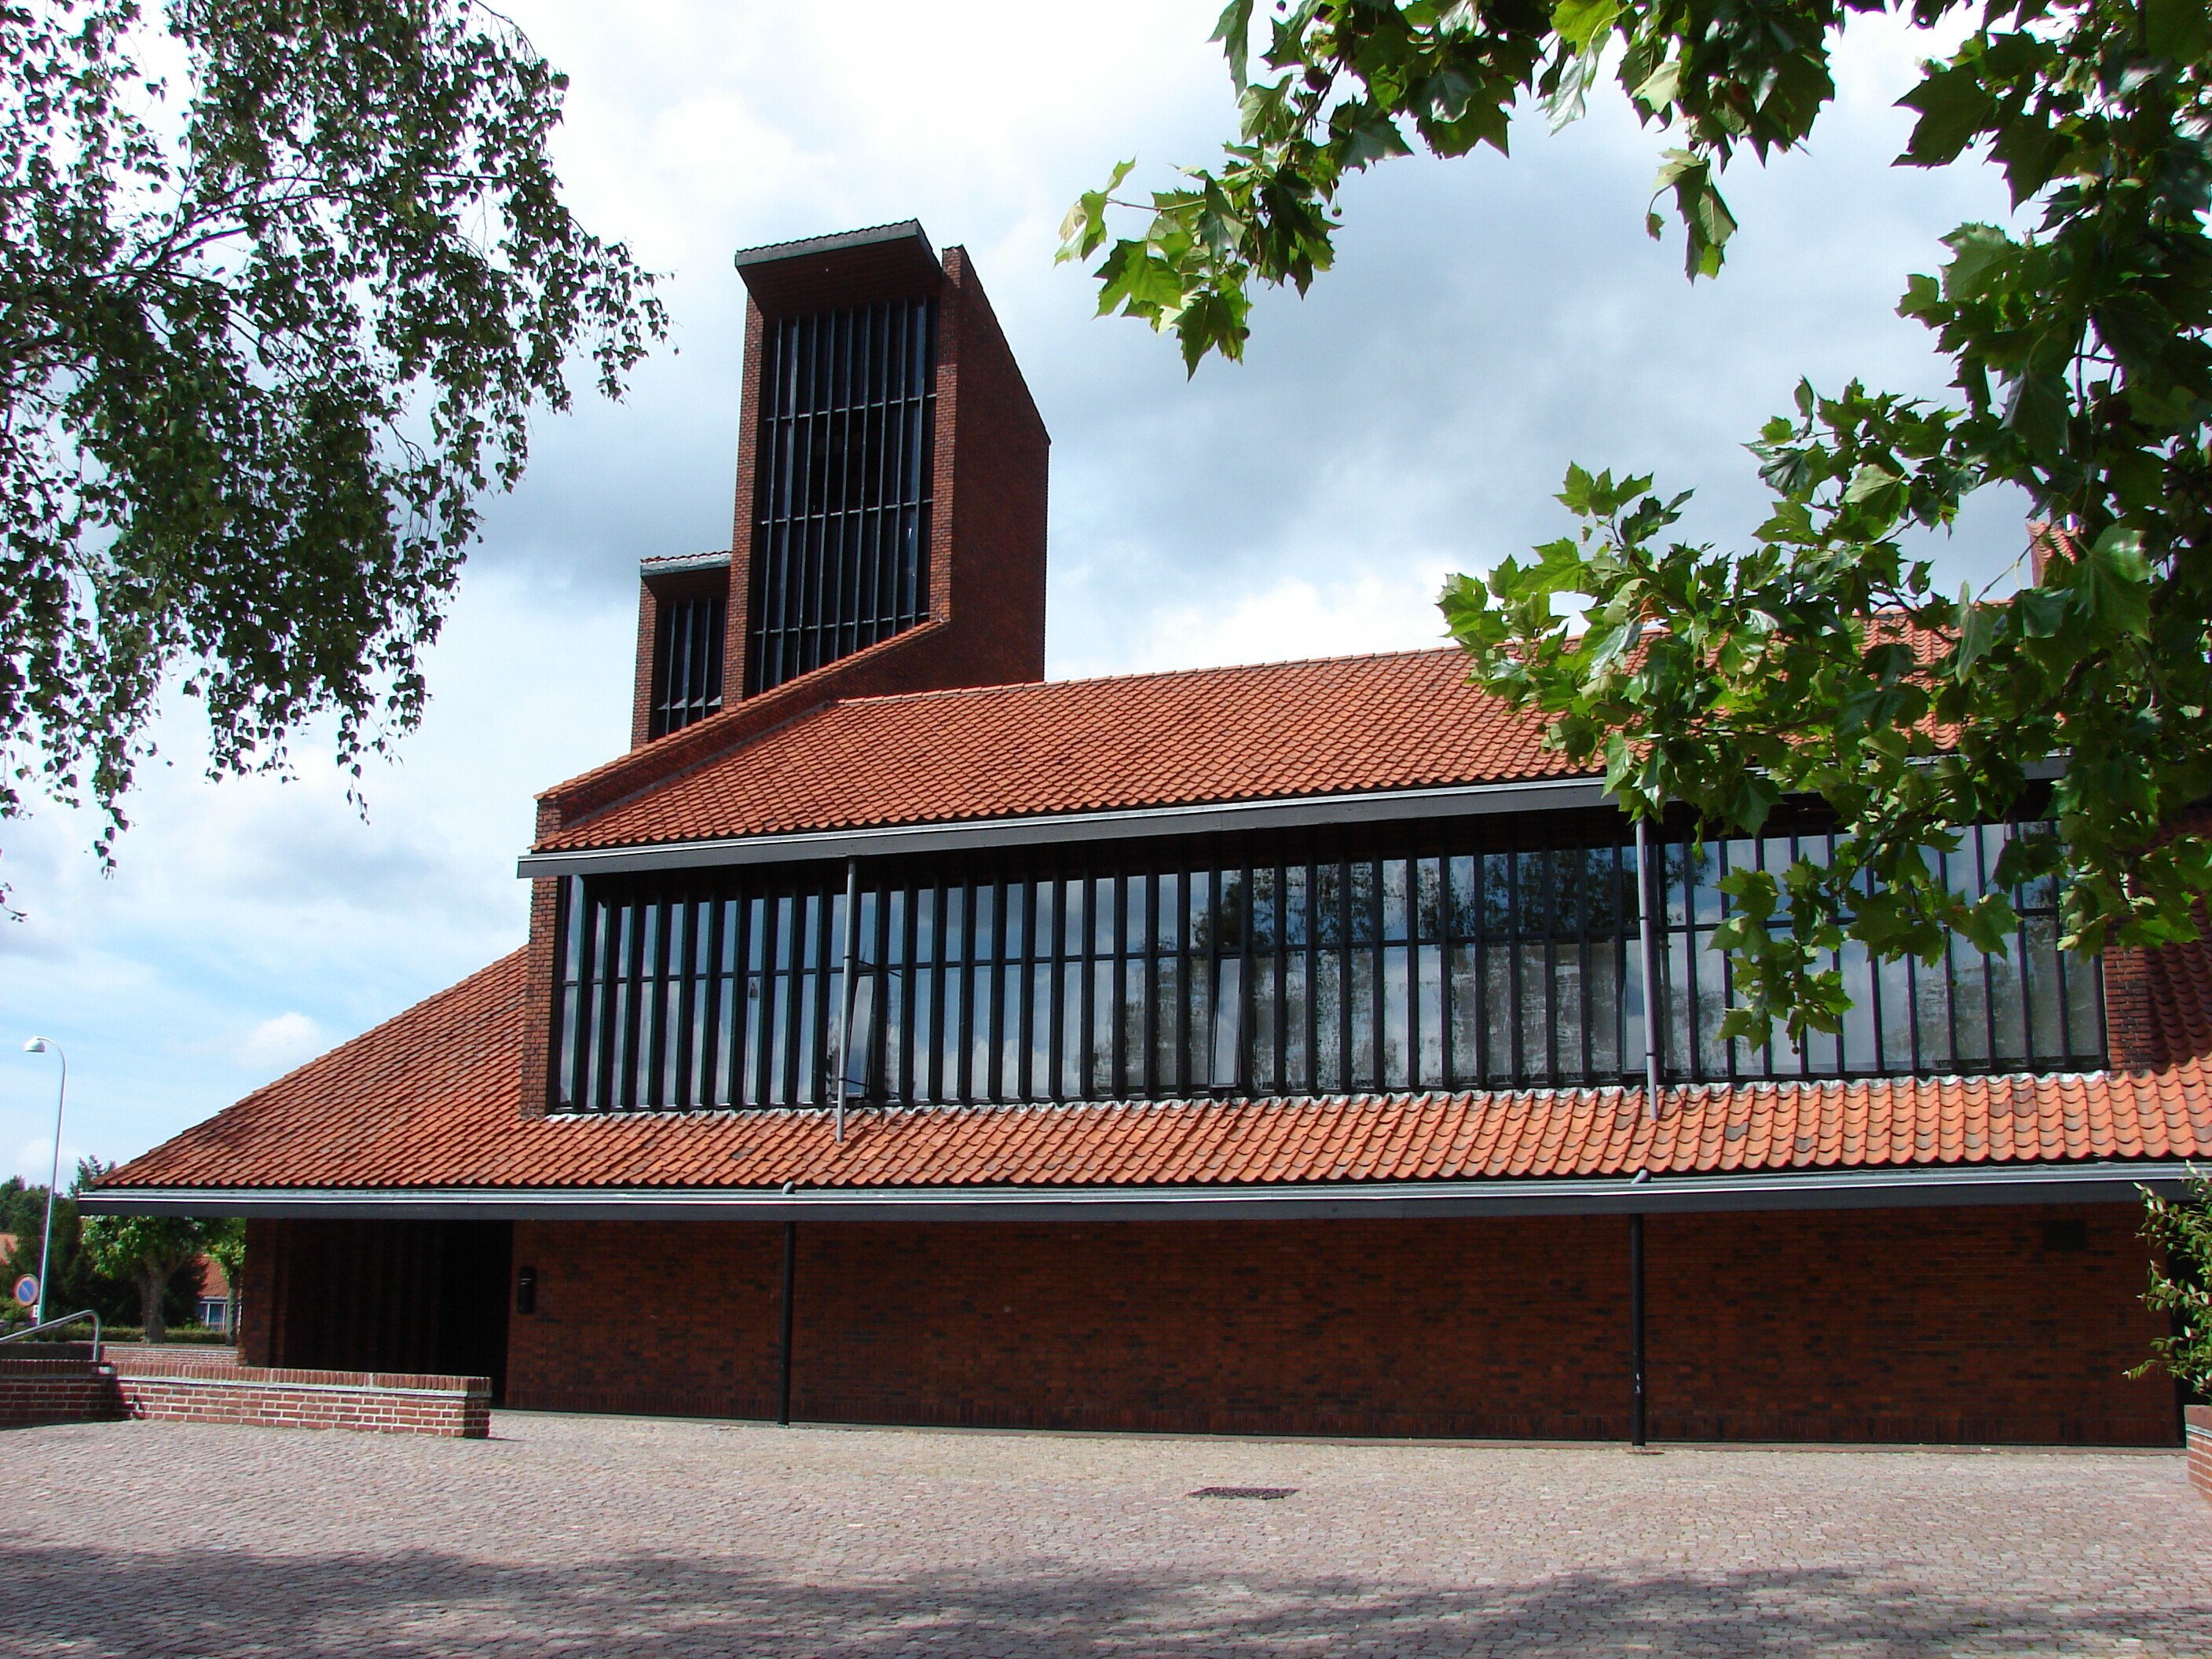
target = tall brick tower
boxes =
[628,222,1049,748]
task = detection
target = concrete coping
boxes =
[107,1354,490,1396]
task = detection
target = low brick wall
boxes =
[0,1355,121,1428]
[109,1353,489,1437]
[2187,1406,2211,1501]
[2,1350,488,1437]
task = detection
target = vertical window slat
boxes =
[553,815,2106,1114]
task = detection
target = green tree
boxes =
[0,1160,133,1328]
[79,1203,214,1342]
[2,0,664,883]
[203,1214,244,1291]
[1064,0,2212,1045]
[2135,1177,2212,1391]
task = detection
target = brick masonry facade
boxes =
[2188,1404,2211,1500]
[502,1203,2176,1445]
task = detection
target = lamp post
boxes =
[23,1037,65,1329]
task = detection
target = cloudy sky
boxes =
[0,1,2031,1181]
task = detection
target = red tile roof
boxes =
[538,648,1579,853]
[98,947,2212,1197]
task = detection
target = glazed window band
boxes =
[548,811,2105,1115]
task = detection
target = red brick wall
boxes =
[1643,1207,2170,1442]
[936,247,1049,690]
[2103,947,2156,1069]
[628,577,663,752]
[518,865,561,1119]
[0,1357,120,1427]
[238,1218,277,1368]
[504,1203,2175,1445]
[113,1361,489,1437]
[0,1353,488,1436]
[724,295,766,676]
[2100,804,2212,1071]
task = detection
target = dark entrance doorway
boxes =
[258,1219,513,1400]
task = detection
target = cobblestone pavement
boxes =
[2,1413,2207,1657]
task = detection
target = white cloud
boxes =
[234,1013,328,1078]
[1067,569,1453,681]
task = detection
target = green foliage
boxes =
[1068,0,2212,1043]
[78,1189,229,1340]
[0,0,664,881]
[203,1213,243,1288]
[0,1161,133,1324]
[2135,1174,2212,1391]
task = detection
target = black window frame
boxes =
[547,804,2106,1115]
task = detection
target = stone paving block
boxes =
[0,1415,2207,1656]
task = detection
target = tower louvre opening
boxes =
[650,590,727,737]
[746,296,937,696]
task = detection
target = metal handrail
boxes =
[0,1309,101,1359]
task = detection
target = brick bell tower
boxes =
[628,222,1049,748]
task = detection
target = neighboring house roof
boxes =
[537,648,1581,854]
[191,1252,231,1298]
[94,948,2212,1201]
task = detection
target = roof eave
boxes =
[81,1159,2195,1223]
[519,756,2080,878]
[518,775,1615,879]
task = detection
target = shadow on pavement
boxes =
[0,1537,2203,1657]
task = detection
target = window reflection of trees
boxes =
[551,815,2104,1114]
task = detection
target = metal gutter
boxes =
[82,1160,2196,1223]
[516,776,1613,880]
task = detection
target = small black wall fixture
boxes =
[777,1219,797,1426]
[515,1265,537,1317]
[1629,1214,1647,1448]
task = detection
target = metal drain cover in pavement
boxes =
[1189,1486,1297,1500]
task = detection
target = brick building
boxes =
[86,222,2208,1445]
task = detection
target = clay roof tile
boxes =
[97,943,2212,1199]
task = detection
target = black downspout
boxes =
[1630,1212,1648,1448]
[778,1219,796,1426]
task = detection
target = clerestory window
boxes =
[547,811,2104,1115]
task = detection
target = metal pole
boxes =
[777,1218,796,1426]
[1630,1212,1648,1448]
[1635,814,1662,1119]
[31,1042,66,1330]
[836,858,859,1143]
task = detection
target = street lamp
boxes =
[23,1037,64,1329]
